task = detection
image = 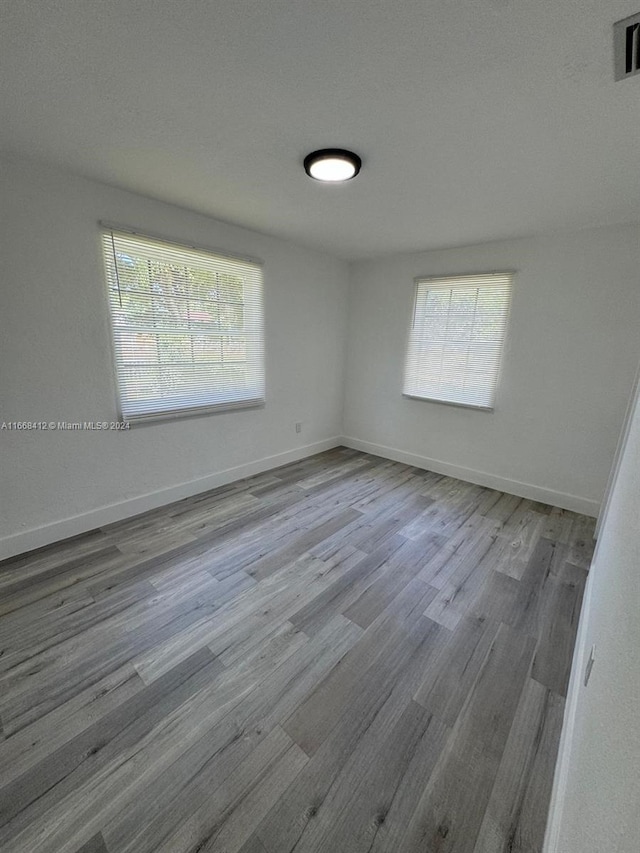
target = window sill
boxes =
[402,393,493,412]
[121,397,266,427]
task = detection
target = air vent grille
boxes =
[614,13,640,80]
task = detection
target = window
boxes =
[102,227,264,422]
[403,272,513,410]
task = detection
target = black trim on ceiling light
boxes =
[303,149,362,182]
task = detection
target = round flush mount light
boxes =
[303,149,362,182]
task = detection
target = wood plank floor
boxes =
[0,448,595,853]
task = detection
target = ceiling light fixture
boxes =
[304,149,362,182]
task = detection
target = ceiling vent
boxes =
[614,13,640,80]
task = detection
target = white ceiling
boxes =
[1,0,639,259]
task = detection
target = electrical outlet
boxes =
[295,422,302,434]
[584,644,596,686]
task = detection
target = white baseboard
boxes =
[542,568,594,853]
[340,436,600,517]
[1,433,600,561]
[0,437,342,561]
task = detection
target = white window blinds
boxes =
[102,228,265,422]
[403,272,512,410]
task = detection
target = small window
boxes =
[403,272,513,410]
[102,228,265,422]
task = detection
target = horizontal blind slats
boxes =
[403,273,512,410]
[102,229,265,420]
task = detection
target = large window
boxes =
[102,228,264,422]
[403,272,512,410]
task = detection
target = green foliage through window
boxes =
[102,229,264,420]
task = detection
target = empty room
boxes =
[1,3,639,853]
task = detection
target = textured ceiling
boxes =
[1,0,639,259]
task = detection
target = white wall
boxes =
[545,366,640,853]
[0,157,349,558]
[343,225,640,514]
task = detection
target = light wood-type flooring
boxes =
[0,448,595,853]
